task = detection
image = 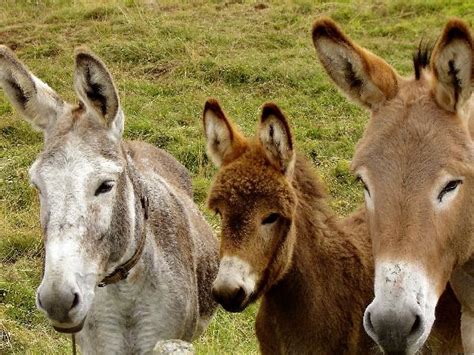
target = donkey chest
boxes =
[256,269,368,354]
[79,282,186,354]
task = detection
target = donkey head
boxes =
[0,47,137,332]
[203,99,297,312]
[313,18,473,353]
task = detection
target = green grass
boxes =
[0,0,472,353]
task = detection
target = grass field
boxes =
[0,0,472,354]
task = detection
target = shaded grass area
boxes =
[0,0,472,353]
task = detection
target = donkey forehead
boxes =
[353,90,472,178]
[209,152,294,209]
[30,133,123,183]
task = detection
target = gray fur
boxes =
[0,45,218,353]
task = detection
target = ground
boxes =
[0,0,472,354]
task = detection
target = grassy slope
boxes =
[0,0,472,353]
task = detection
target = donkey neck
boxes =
[290,156,370,282]
[102,144,148,286]
[259,155,372,350]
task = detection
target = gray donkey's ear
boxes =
[74,47,124,139]
[0,45,65,132]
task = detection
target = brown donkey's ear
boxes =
[312,17,398,109]
[259,103,295,175]
[0,45,65,132]
[430,19,473,113]
[202,98,246,167]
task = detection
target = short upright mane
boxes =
[413,40,433,80]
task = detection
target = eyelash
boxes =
[438,179,462,202]
[95,180,115,196]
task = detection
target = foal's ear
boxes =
[430,19,473,113]
[0,45,65,132]
[258,103,295,175]
[202,98,246,167]
[74,47,124,139]
[312,17,398,109]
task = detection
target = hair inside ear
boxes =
[431,19,473,112]
[0,45,64,132]
[83,65,108,117]
[6,78,28,107]
[74,49,120,127]
[259,103,294,174]
[203,99,246,167]
[312,17,398,109]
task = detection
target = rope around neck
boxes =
[72,333,77,355]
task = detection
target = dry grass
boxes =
[0,1,472,353]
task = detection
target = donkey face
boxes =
[203,100,297,312]
[313,19,473,353]
[0,47,134,332]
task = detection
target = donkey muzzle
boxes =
[364,300,425,354]
[36,282,83,328]
[212,283,248,313]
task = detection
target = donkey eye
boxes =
[438,180,462,202]
[95,181,115,196]
[262,213,279,225]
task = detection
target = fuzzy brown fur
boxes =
[204,100,461,353]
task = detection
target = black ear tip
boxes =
[312,17,340,40]
[204,98,224,117]
[74,47,103,68]
[261,102,285,122]
[204,97,220,109]
[443,19,472,43]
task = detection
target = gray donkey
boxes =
[0,46,219,353]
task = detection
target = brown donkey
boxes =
[202,99,461,354]
[312,18,473,353]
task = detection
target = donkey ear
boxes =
[312,17,398,109]
[74,47,124,139]
[430,19,473,113]
[258,103,295,175]
[202,98,246,167]
[0,45,65,132]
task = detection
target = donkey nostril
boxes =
[235,287,246,304]
[211,287,220,302]
[365,311,375,332]
[71,292,80,310]
[410,315,422,335]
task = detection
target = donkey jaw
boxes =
[53,316,87,334]
[364,262,437,354]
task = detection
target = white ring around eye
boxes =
[364,189,374,211]
[356,168,374,212]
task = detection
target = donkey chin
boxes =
[36,269,98,334]
[211,255,259,313]
[363,262,437,354]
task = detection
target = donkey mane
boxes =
[291,153,342,235]
[412,40,433,80]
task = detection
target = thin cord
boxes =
[72,333,77,355]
